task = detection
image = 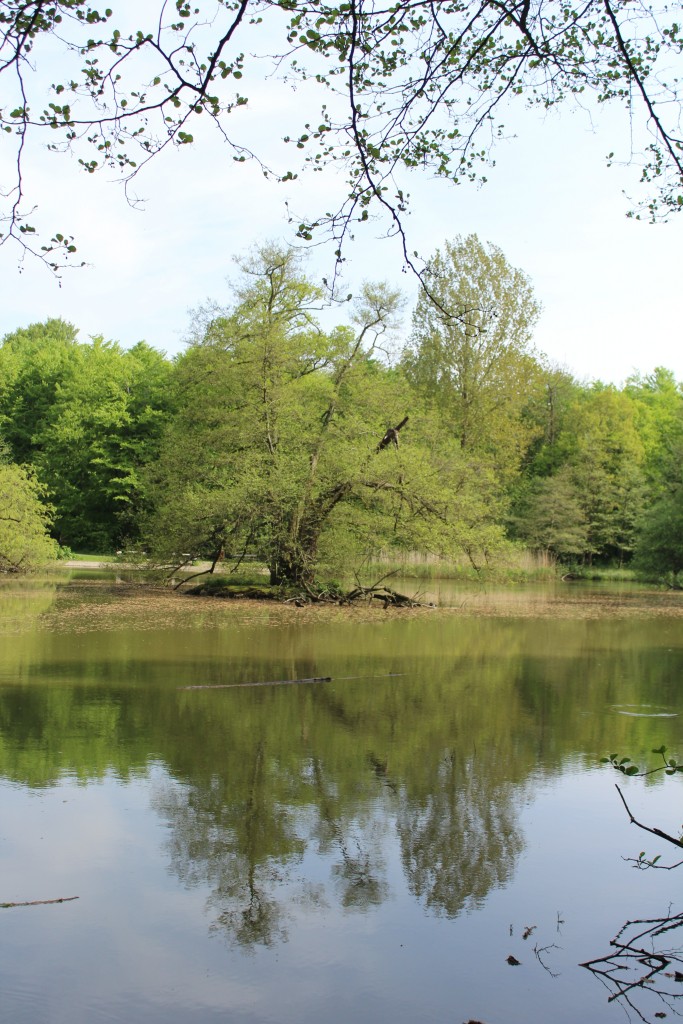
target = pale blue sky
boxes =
[1,71,681,386]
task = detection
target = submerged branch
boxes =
[1,896,79,908]
[178,672,406,690]
[179,675,333,691]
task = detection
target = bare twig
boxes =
[616,784,683,850]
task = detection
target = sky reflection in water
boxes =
[1,576,682,1024]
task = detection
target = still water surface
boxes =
[1,574,682,1024]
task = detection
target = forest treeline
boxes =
[1,237,682,586]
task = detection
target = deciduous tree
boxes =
[403,234,543,487]
[145,245,503,586]
[0,456,58,571]
[34,338,174,549]
[0,320,174,550]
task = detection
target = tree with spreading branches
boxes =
[1,0,682,273]
[144,244,504,588]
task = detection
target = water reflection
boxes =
[151,723,523,949]
[1,577,683,1024]
[398,748,523,916]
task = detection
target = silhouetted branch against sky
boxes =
[1,0,682,270]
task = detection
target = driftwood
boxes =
[178,672,407,691]
[1,896,79,909]
[179,676,333,691]
[339,584,425,607]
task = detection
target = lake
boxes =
[1,572,682,1024]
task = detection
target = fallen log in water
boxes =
[178,672,407,691]
[179,676,333,691]
[1,896,79,909]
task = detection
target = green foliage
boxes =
[632,399,683,584]
[633,492,683,586]
[1,1,683,269]
[403,234,544,487]
[1,264,682,580]
[600,753,641,777]
[513,382,649,565]
[602,745,683,778]
[0,321,174,550]
[145,245,504,586]
[34,337,174,550]
[625,368,683,489]
[511,468,589,559]
[0,458,58,571]
[521,368,580,477]
[0,318,79,463]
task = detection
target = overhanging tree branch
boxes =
[1,0,683,273]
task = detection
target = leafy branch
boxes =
[1,0,683,273]
[602,745,683,779]
[602,746,683,869]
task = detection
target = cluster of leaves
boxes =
[0,0,682,271]
[602,745,683,778]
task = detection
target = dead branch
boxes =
[179,676,333,691]
[581,910,683,1017]
[178,672,407,691]
[377,416,409,452]
[1,896,79,908]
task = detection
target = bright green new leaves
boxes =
[0,459,58,571]
[34,338,174,550]
[1,0,682,269]
[145,246,502,585]
[403,234,543,488]
[0,320,174,550]
[0,318,80,463]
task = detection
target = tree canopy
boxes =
[1,238,682,582]
[0,456,58,571]
[145,244,504,586]
[403,234,543,486]
[1,0,682,272]
[0,320,174,550]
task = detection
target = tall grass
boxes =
[360,546,559,583]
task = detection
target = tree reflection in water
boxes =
[581,910,683,1022]
[398,749,523,917]
[152,736,524,949]
[154,741,305,951]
